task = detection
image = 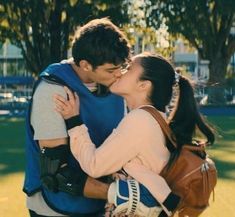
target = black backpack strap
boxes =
[40,73,74,92]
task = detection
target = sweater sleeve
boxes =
[68,110,148,178]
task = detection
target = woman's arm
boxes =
[54,87,145,178]
[68,111,145,178]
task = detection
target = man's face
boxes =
[110,57,144,96]
[88,63,125,87]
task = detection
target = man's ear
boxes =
[79,60,93,72]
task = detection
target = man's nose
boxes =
[114,69,122,78]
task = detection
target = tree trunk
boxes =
[50,0,63,63]
[207,56,229,105]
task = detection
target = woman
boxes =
[54,53,214,216]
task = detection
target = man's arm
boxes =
[39,138,68,148]
[39,136,109,199]
[84,177,108,200]
[32,81,109,198]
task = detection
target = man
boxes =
[23,18,131,217]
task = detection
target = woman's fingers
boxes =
[54,97,65,108]
[53,88,80,119]
[54,95,68,107]
[54,97,66,114]
[53,94,72,117]
[54,104,64,113]
[64,86,75,103]
[74,92,79,100]
[74,92,80,105]
[54,94,67,104]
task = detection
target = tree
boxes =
[0,0,129,75]
[149,0,235,104]
[123,0,174,58]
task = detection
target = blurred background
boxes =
[0,0,235,216]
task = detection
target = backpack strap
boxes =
[40,73,74,92]
[141,106,178,149]
[141,106,206,152]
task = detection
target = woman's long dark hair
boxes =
[137,53,215,151]
[168,76,215,148]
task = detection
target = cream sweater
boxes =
[69,108,171,203]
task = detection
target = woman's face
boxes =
[109,56,144,97]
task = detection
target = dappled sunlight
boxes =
[214,159,235,180]
[0,117,25,123]
[0,171,25,182]
[0,172,28,217]
[0,164,7,171]
[221,128,235,135]
[200,180,235,217]
[5,148,24,154]
[0,197,8,203]
[207,140,235,180]
[0,118,26,175]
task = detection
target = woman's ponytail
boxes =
[169,76,214,148]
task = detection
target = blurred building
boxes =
[0,42,33,116]
[173,39,209,83]
[0,42,30,77]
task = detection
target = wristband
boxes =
[65,115,83,130]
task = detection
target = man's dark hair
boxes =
[72,18,130,69]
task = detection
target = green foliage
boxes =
[123,0,175,57]
[0,0,129,75]
[148,0,235,86]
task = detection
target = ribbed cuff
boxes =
[163,192,181,211]
[65,115,83,130]
[158,210,168,217]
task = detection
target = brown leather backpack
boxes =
[141,106,217,217]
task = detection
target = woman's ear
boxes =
[139,80,152,91]
[79,60,93,72]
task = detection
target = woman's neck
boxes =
[125,96,152,111]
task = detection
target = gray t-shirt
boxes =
[31,80,68,140]
[27,80,68,216]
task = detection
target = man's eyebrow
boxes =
[106,66,121,70]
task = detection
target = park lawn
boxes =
[0,116,235,217]
[0,118,28,217]
[200,116,235,217]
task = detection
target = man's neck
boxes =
[71,62,94,83]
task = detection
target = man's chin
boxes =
[97,82,110,88]
[108,81,116,89]
[109,83,118,93]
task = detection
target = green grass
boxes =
[200,116,235,217]
[0,116,235,217]
[0,118,28,217]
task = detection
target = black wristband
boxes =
[163,192,181,211]
[65,115,83,130]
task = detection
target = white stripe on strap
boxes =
[126,179,140,215]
